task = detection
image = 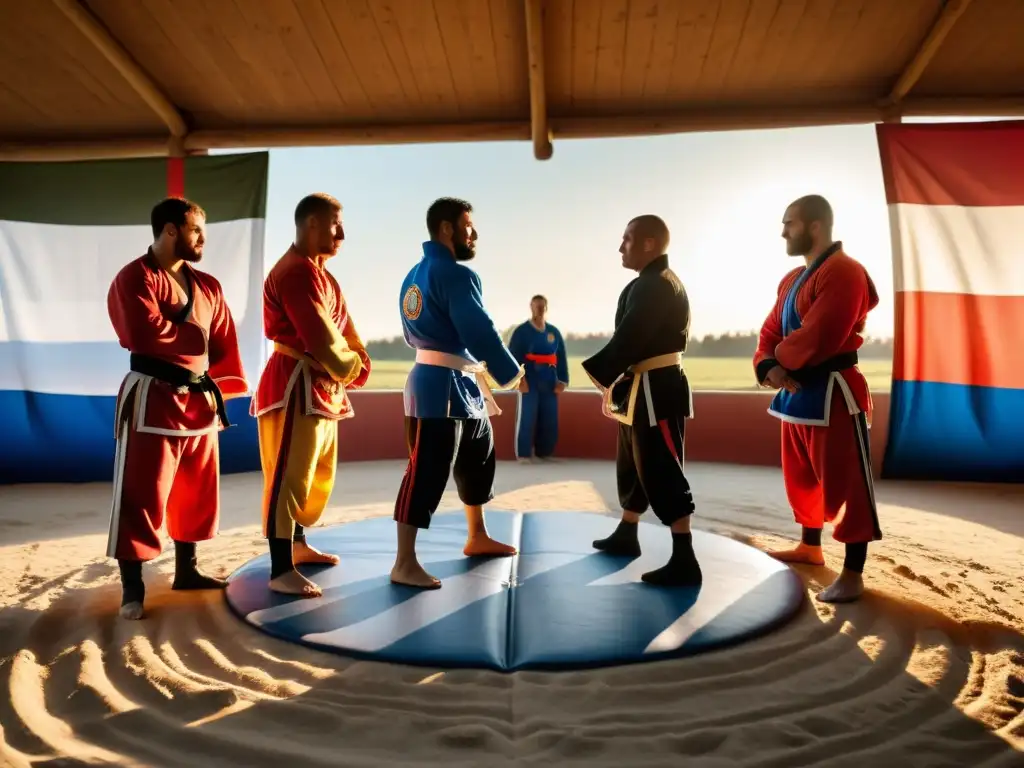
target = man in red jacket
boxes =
[753,195,883,603]
[106,197,249,620]
[252,193,372,598]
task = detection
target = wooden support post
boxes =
[524,0,553,160]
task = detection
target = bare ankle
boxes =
[669,518,691,534]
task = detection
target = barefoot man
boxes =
[583,215,702,587]
[252,193,371,598]
[106,197,250,620]
[391,197,525,589]
[754,194,882,603]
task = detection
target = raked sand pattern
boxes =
[1,460,1022,767]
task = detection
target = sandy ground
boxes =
[0,459,1021,768]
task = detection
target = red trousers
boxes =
[106,419,220,562]
[781,391,882,544]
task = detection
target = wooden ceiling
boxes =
[1,0,1022,161]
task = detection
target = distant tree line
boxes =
[364,328,894,361]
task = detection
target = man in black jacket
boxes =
[582,215,701,587]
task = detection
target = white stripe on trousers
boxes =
[105,418,131,558]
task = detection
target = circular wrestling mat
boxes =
[224,511,806,671]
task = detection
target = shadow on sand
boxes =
[2,550,1022,768]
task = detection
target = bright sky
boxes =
[257,122,899,342]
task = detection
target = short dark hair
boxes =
[791,195,834,230]
[294,193,342,226]
[426,197,472,238]
[151,197,204,238]
[628,214,670,249]
[531,295,547,304]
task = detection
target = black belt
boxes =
[789,351,859,385]
[130,354,232,428]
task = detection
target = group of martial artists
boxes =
[104,191,881,618]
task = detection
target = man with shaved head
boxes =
[582,215,701,587]
[753,194,882,603]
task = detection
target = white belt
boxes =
[601,352,683,424]
[415,349,503,417]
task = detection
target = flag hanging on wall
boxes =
[876,121,1024,482]
[0,152,269,483]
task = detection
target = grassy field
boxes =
[360,356,894,391]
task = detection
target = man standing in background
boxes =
[508,295,569,462]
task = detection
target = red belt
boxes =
[525,353,557,366]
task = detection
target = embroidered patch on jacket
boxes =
[402,284,423,320]
[547,332,555,343]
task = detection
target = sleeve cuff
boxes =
[496,365,525,390]
[584,369,607,392]
[581,356,617,390]
[213,376,251,399]
[755,358,779,385]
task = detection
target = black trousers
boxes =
[393,417,496,529]
[616,411,695,527]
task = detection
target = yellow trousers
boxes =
[258,390,338,540]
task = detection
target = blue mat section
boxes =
[224,511,806,671]
[0,390,261,484]
[883,380,1024,482]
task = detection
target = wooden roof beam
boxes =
[5,97,1024,162]
[524,0,553,160]
[186,121,532,151]
[882,0,974,109]
[0,137,171,162]
[51,0,188,139]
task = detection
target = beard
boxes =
[176,236,202,263]
[453,240,476,262]
[787,232,813,256]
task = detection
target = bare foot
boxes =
[269,570,323,598]
[816,569,864,603]
[390,560,441,589]
[119,602,144,620]
[293,540,340,566]
[767,541,826,566]
[464,535,517,557]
